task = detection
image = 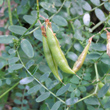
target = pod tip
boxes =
[41,26,47,37]
[89,35,95,43]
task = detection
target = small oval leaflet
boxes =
[104,2,110,12]
[6,78,11,85]
[26,59,35,69]
[40,2,56,13]
[98,83,110,98]
[56,83,70,96]
[0,60,8,69]
[95,8,106,21]
[82,1,91,11]
[14,99,22,105]
[8,25,29,35]
[67,52,78,61]
[72,2,83,15]
[91,43,106,51]
[23,15,37,25]
[0,35,18,44]
[101,58,110,65]
[104,99,110,108]
[86,52,100,60]
[39,72,50,82]
[52,15,68,26]
[20,77,34,85]
[84,97,100,105]
[83,13,90,26]
[51,101,61,110]
[33,29,42,42]
[90,0,100,6]
[21,39,34,58]
[31,11,49,20]
[16,92,23,97]
[28,84,41,94]
[74,30,84,41]
[51,23,59,32]
[8,64,23,71]
[8,57,19,64]
[66,97,78,105]
[74,43,84,52]
[74,19,81,28]
[36,92,50,102]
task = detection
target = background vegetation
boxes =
[0,0,110,110]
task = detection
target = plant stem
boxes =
[21,86,26,109]
[36,0,39,19]
[20,1,39,39]
[17,51,66,104]
[7,0,13,25]
[29,0,66,34]
[94,63,99,94]
[0,81,19,99]
[96,95,106,110]
[90,16,109,32]
[75,93,94,104]
[15,9,22,26]
[74,62,100,104]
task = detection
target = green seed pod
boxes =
[98,82,110,96]
[41,26,62,82]
[47,21,68,65]
[45,20,75,74]
[72,36,94,73]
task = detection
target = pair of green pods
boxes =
[42,19,94,82]
[42,22,75,82]
[42,26,62,82]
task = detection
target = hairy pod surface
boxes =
[72,36,94,73]
[42,26,62,82]
[46,24,75,74]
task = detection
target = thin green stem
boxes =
[21,86,26,109]
[95,52,105,63]
[65,41,75,55]
[74,63,100,104]
[69,0,107,21]
[20,0,39,40]
[7,0,13,25]
[49,0,66,20]
[15,0,40,50]
[94,63,99,94]
[96,95,106,110]
[45,103,51,110]
[75,93,94,104]
[70,21,75,34]
[17,51,66,104]
[29,0,67,34]
[36,0,39,19]
[90,17,109,33]
[15,9,22,26]
[94,63,99,81]
[0,81,19,99]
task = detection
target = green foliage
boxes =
[0,0,110,110]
